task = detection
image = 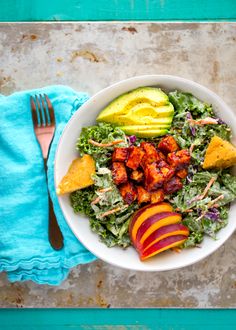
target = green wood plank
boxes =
[0,1,236,329]
[0,0,235,21]
[0,309,236,329]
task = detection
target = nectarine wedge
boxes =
[140,223,189,252]
[140,235,187,260]
[137,212,182,246]
[134,211,179,248]
[129,202,173,242]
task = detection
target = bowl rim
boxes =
[54,74,236,271]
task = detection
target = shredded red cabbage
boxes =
[128,135,137,144]
[187,112,196,136]
[205,208,220,221]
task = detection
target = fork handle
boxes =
[44,159,64,250]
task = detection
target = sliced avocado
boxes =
[119,126,168,138]
[119,124,170,132]
[129,102,174,117]
[114,115,173,126]
[97,87,169,122]
[135,129,168,138]
[99,103,174,124]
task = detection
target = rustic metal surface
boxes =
[0,22,236,308]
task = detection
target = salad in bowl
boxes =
[55,75,236,271]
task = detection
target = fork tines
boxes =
[30,94,55,127]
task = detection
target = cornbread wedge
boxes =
[203,136,236,169]
[57,154,95,195]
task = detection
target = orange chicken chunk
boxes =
[167,149,191,170]
[111,162,128,185]
[158,136,180,154]
[126,147,145,170]
[119,181,137,204]
[112,147,129,162]
[137,186,151,204]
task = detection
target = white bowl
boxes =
[55,75,236,271]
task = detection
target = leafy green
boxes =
[182,205,230,248]
[70,166,137,248]
[76,123,128,167]
[220,172,236,195]
[168,91,235,248]
[90,168,125,219]
[70,186,95,218]
[182,231,203,248]
[71,91,236,251]
[169,91,232,165]
[72,123,138,248]
[169,91,213,116]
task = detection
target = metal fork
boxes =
[30,94,64,250]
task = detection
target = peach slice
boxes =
[129,202,173,242]
[136,212,182,246]
[139,223,189,252]
[134,211,177,248]
[140,235,187,261]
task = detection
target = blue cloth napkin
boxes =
[0,85,97,286]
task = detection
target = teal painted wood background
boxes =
[0,0,236,21]
[0,0,236,329]
[0,309,236,329]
